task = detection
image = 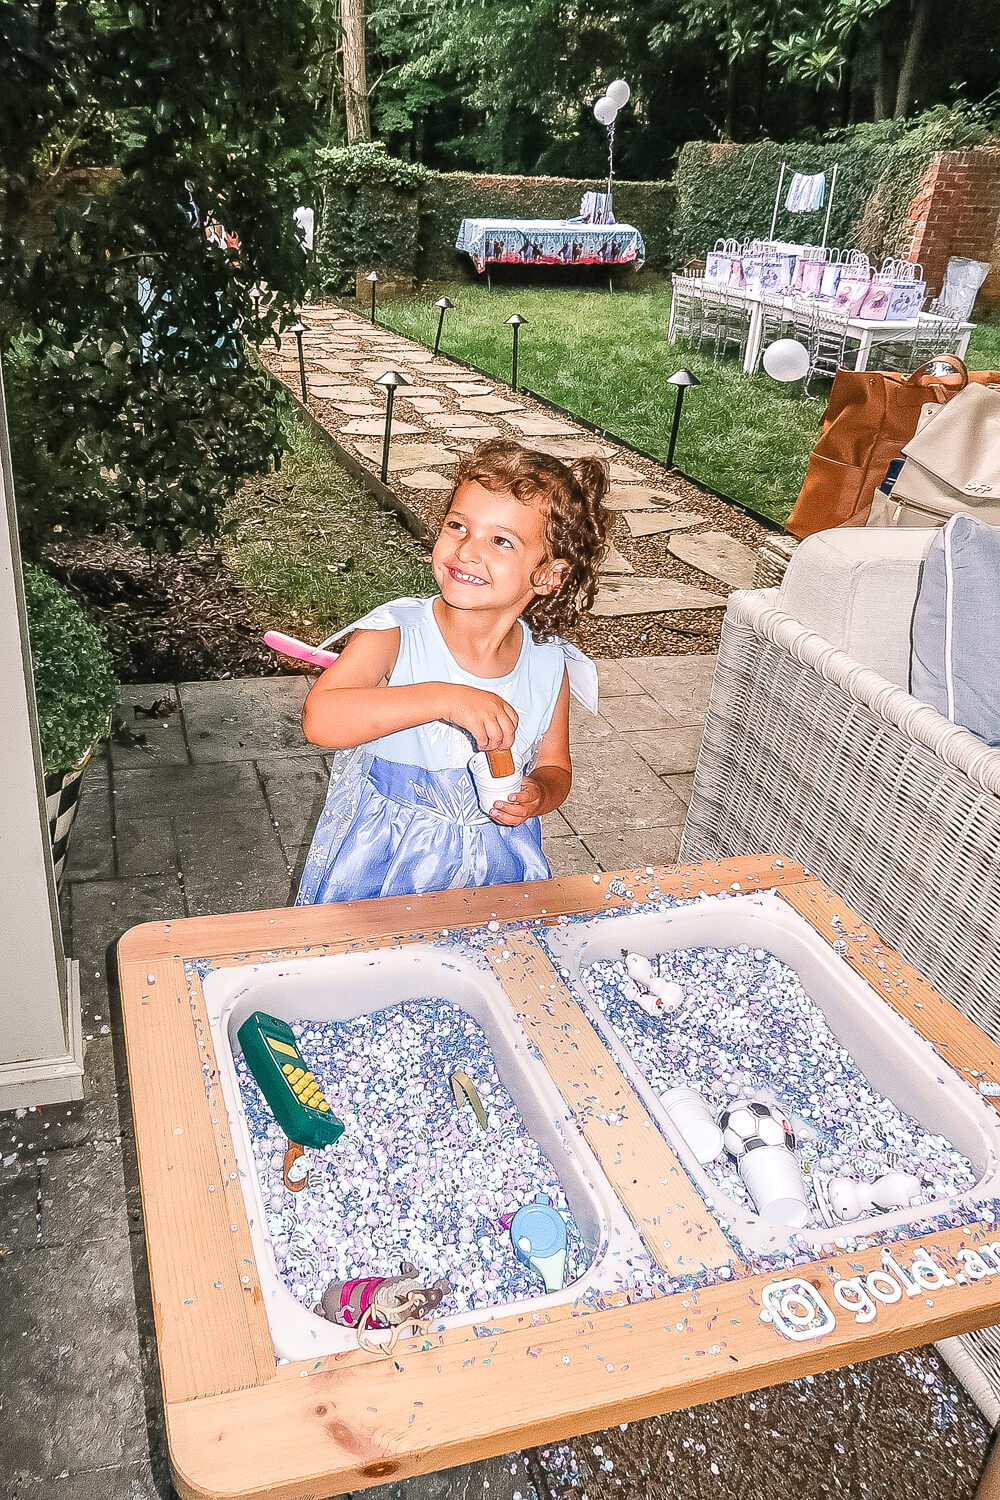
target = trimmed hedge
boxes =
[314,149,674,289]
[672,129,953,266]
[314,144,429,293]
[418,173,675,279]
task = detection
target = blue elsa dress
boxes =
[295,597,598,905]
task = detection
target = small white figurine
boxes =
[828,1170,922,1222]
[621,952,684,1014]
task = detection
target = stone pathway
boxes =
[260,306,772,655]
[0,670,992,1499]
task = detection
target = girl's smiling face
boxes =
[432,480,566,615]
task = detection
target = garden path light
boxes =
[375,369,413,483]
[666,368,700,469]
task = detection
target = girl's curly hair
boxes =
[446,438,610,641]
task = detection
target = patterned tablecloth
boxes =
[456,218,645,273]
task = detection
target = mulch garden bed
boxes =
[44,531,300,683]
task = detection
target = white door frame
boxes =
[0,353,84,1109]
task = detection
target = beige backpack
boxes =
[868,380,1000,528]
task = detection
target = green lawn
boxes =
[225,400,433,638]
[375,283,1000,526]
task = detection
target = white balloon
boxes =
[762,338,810,381]
[607,78,631,108]
[594,96,618,126]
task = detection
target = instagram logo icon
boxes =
[761,1278,838,1341]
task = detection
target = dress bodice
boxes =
[323,596,596,773]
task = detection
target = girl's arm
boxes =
[490,671,572,826]
[301,627,520,751]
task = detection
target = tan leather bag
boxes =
[880,381,1000,527]
[787,354,998,538]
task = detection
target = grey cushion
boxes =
[910,514,1000,745]
[778,527,935,687]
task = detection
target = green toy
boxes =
[237,1011,344,1152]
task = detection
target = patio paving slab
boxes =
[108,812,178,879]
[560,735,689,836]
[0,1236,149,1478]
[624,725,705,774]
[599,692,680,733]
[582,823,685,869]
[112,686,188,770]
[619,654,718,728]
[178,677,312,762]
[40,1141,128,1248]
[595,659,645,696]
[62,755,116,882]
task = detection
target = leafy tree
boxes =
[356,0,1000,168]
[0,0,316,554]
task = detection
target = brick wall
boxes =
[902,144,1000,308]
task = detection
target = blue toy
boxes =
[509,1193,568,1292]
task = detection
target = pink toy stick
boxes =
[264,630,339,669]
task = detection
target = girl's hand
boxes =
[444,685,518,751]
[490,776,544,826]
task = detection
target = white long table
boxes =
[670,278,974,374]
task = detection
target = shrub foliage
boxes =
[23,563,117,774]
[0,0,316,554]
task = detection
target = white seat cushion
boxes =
[778,527,937,686]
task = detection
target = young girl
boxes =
[295,438,609,904]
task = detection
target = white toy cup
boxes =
[660,1086,724,1164]
[469,750,525,815]
[739,1145,811,1227]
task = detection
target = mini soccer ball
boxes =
[719,1098,795,1161]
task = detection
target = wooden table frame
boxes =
[117,857,1000,1500]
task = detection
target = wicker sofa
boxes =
[680,526,1000,1417]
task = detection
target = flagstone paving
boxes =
[624,508,706,537]
[398,469,453,490]
[592,578,727,615]
[504,415,579,436]
[341,416,425,435]
[599,541,634,574]
[605,484,686,508]
[258,305,784,660]
[353,439,460,470]
[422,411,487,428]
[405,397,447,413]
[457,395,525,414]
[668,529,760,588]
